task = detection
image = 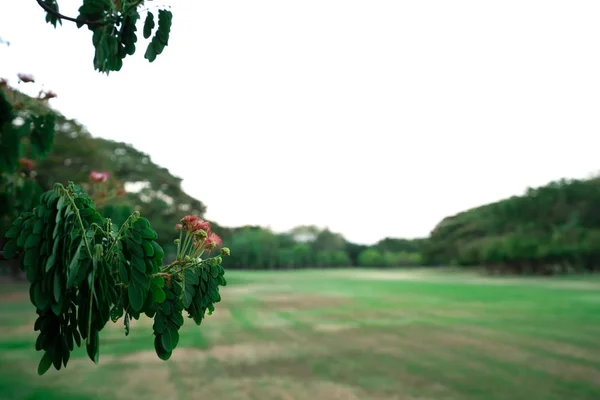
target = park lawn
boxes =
[1,268,600,400]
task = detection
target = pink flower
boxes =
[193,219,211,233]
[175,224,183,231]
[181,215,211,233]
[205,232,222,250]
[90,171,110,183]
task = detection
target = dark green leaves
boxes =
[152,281,184,360]
[37,351,53,376]
[143,12,155,39]
[4,182,229,374]
[33,0,178,74]
[128,280,145,312]
[77,0,111,29]
[42,0,62,28]
[92,25,123,73]
[86,329,100,364]
[2,238,17,259]
[184,263,227,325]
[144,10,173,63]
[119,11,139,57]
[119,217,162,313]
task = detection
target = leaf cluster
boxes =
[39,1,174,74]
[3,182,228,375]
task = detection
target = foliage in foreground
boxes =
[3,182,229,375]
[36,0,174,74]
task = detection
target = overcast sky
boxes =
[1,1,599,244]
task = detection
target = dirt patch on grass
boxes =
[113,363,178,400]
[0,289,30,304]
[426,330,600,384]
[342,270,432,282]
[450,325,600,364]
[0,322,36,336]
[313,323,358,333]
[115,341,290,366]
[177,376,393,400]
[224,283,293,297]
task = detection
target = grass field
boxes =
[1,268,600,400]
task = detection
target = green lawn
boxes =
[1,268,600,400]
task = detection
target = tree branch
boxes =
[35,0,105,27]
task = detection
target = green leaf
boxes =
[37,351,53,376]
[86,329,100,364]
[73,329,81,347]
[160,325,175,352]
[134,217,151,230]
[151,284,166,304]
[53,269,62,302]
[118,261,129,284]
[2,240,17,259]
[142,240,155,257]
[33,284,50,311]
[79,207,94,217]
[110,303,124,323]
[209,288,221,303]
[5,226,20,238]
[170,311,184,328]
[140,227,158,240]
[160,300,172,316]
[152,241,165,261]
[25,234,41,249]
[153,312,167,334]
[131,255,146,272]
[45,250,57,272]
[143,12,155,39]
[33,219,44,234]
[130,268,149,289]
[119,11,139,57]
[67,241,84,288]
[151,275,165,287]
[62,342,71,367]
[154,335,171,360]
[128,282,145,312]
[127,240,144,257]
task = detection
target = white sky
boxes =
[1,1,599,245]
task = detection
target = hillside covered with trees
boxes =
[422,177,600,275]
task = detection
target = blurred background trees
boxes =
[3,78,600,276]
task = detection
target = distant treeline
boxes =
[199,226,424,270]
[421,177,600,275]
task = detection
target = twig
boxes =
[35,0,105,27]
